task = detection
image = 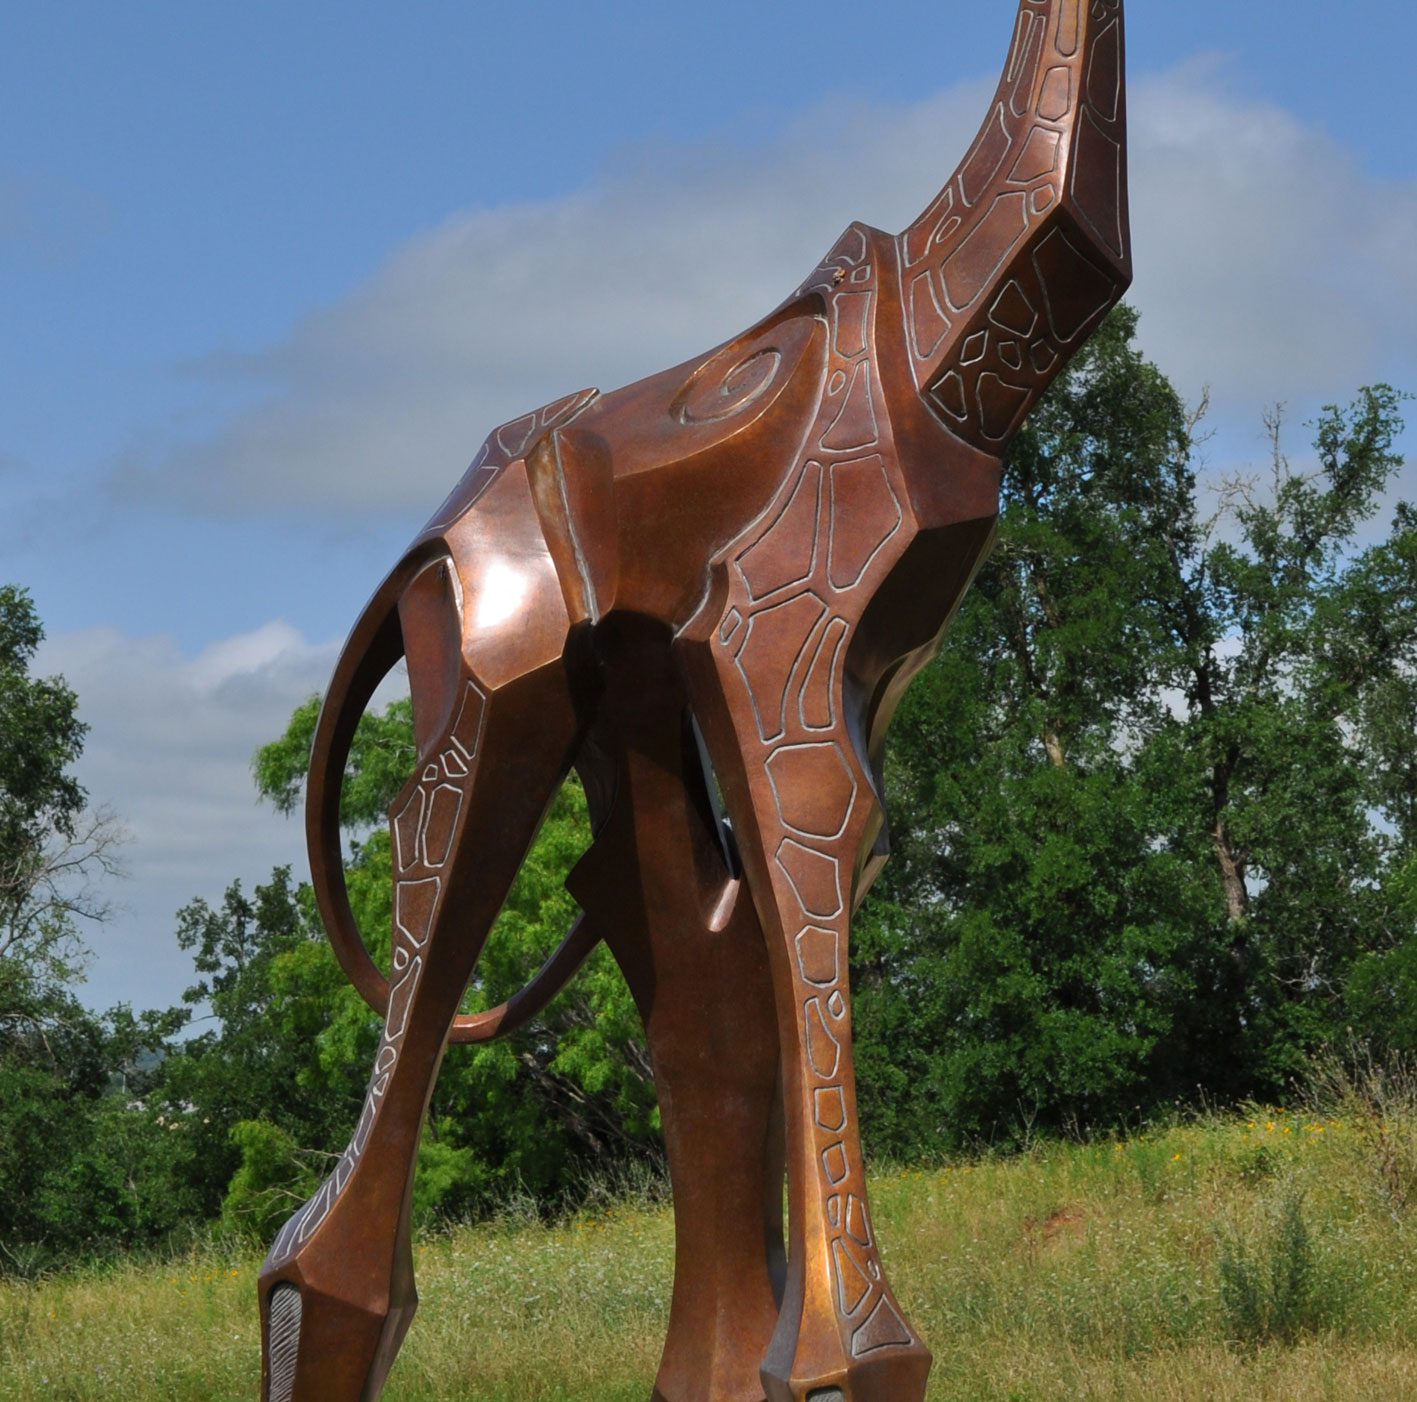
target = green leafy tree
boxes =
[158,321,1412,1216]
[1139,388,1414,1086]
[0,585,108,1263]
[0,587,188,1264]
[0,584,126,1006]
[419,777,659,1209]
[853,310,1414,1151]
[151,867,368,1224]
[254,694,416,830]
[255,697,659,1210]
[165,692,659,1228]
[855,307,1218,1148]
[219,1118,322,1241]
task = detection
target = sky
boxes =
[4,1,1416,1015]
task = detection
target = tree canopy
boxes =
[0,586,157,1265]
[854,309,1414,1151]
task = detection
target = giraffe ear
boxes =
[896,0,1130,449]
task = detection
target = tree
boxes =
[1138,387,1414,1086]
[851,308,1414,1151]
[150,867,369,1227]
[0,586,187,1266]
[157,695,661,1232]
[0,586,126,999]
[151,319,1411,1224]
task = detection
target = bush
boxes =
[219,1120,319,1242]
[1216,1189,1342,1346]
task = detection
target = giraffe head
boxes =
[797,0,1130,463]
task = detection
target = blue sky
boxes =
[5,1,1416,1012]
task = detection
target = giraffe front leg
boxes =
[677,613,931,1402]
[258,658,582,1402]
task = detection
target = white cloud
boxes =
[181,619,312,694]
[110,83,991,515]
[33,622,348,1013]
[1127,58,1417,416]
[112,62,1416,520]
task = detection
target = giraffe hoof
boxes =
[761,1336,931,1402]
[259,1270,416,1402]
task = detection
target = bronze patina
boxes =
[258,3,1131,1398]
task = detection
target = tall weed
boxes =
[1305,1042,1417,1213]
[1216,1189,1347,1346]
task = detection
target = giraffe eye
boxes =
[670,309,819,428]
[676,348,783,426]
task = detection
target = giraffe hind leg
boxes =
[259,554,587,1402]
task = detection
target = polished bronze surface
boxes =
[257,4,1130,1399]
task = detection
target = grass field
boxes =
[4,1082,1417,1401]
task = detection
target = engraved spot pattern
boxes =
[716,232,914,1356]
[897,0,1126,449]
[263,681,486,1270]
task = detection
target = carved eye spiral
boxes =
[674,345,784,425]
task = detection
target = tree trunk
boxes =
[1212,820,1249,920]
[1042,728,1066,769]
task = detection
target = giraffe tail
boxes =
[305,543,603,1038]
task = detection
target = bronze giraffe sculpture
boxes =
[258,2,1131,1398]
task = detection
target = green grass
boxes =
[5,1096,1417,1401]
